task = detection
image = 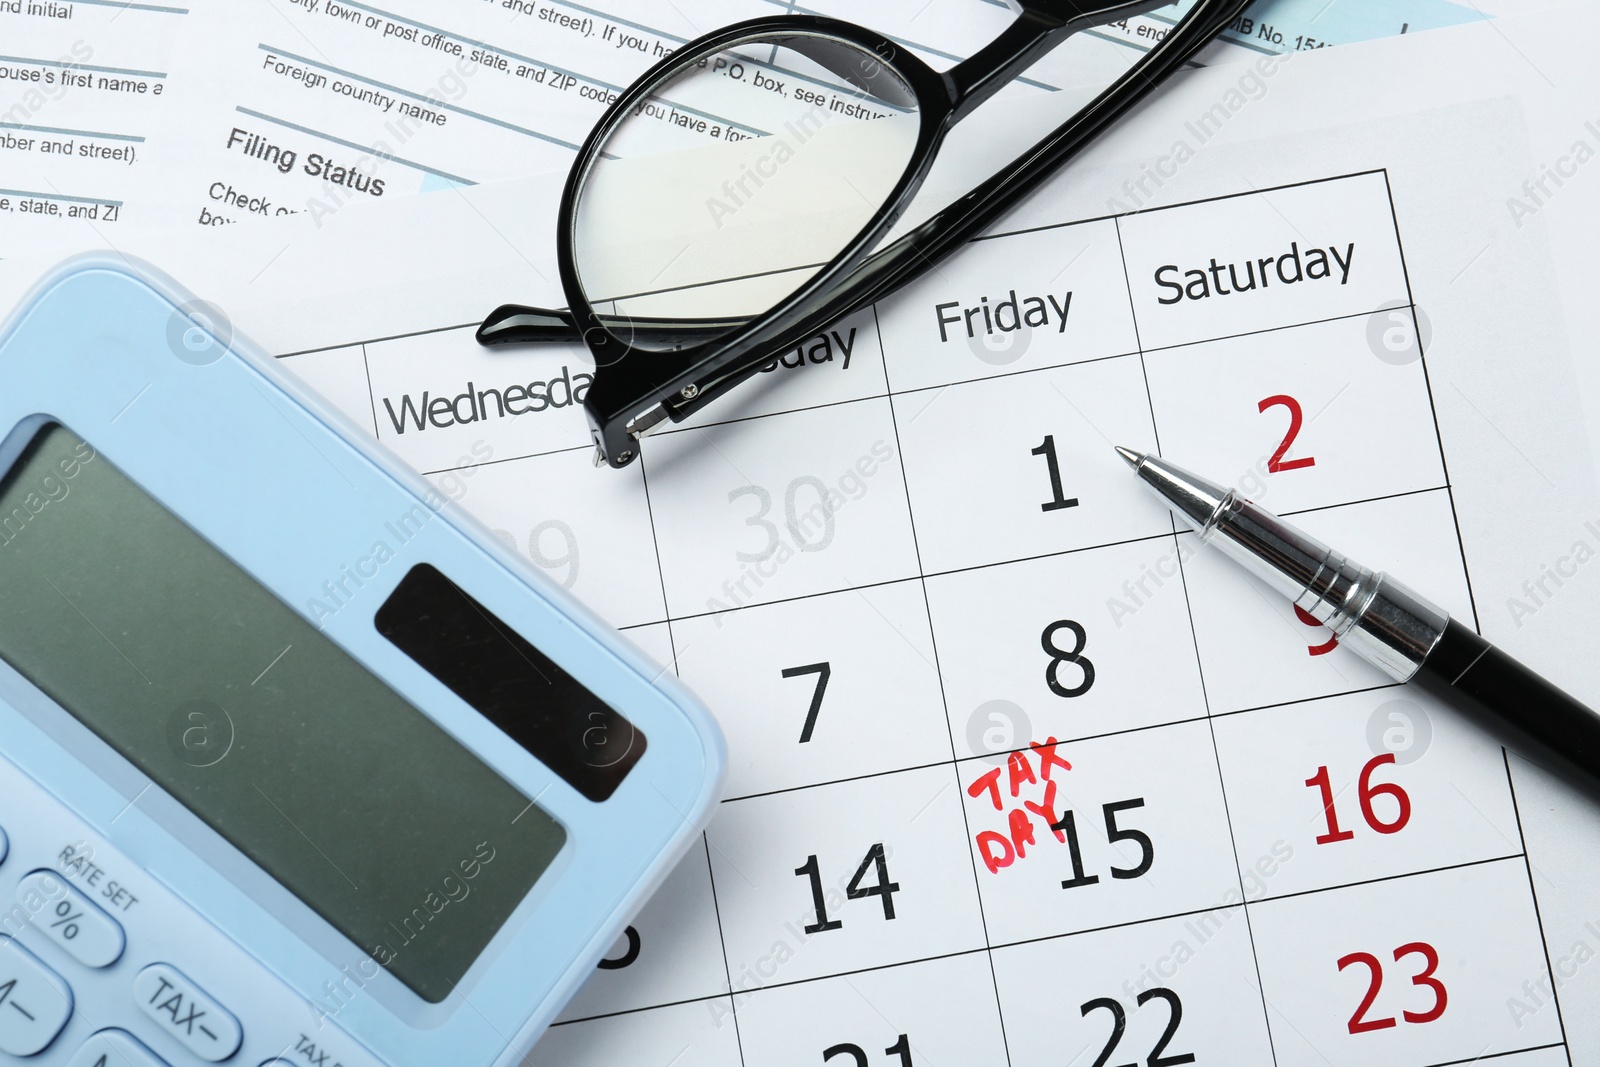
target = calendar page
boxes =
[4,10,1597,1060]
[268,165,1570,1066]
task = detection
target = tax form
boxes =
[0,0,204,250]
[151,0,1489,229]
[5,5,1600,1066]
[0,0,1484,246]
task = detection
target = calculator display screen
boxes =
[0,425,567,1003]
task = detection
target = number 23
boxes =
[1339,941,1447,1033]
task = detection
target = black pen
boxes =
[1116,447,1600,790]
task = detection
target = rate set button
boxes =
[16,870,125,968]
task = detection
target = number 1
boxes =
[796,855,842,934]
[1031,435,1080,512]
[1306,765,1356,844]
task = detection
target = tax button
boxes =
[17,870,125,967]
[67,1028,170,1067]
[0,936,73,1056]
[133,964,242,1062]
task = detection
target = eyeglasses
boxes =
[476,0,1249,468]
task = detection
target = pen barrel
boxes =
[1414,619,1600,789]
[1208,497,1447,681]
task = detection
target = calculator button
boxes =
[67,1028,170,1067]
[16,870,125,968]
[0,935,73,1056]
[132,964,242,1062]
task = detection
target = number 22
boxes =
[1081,987,1194,1067]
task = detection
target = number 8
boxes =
[1042,620,1095,698]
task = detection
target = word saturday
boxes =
[1154,241,1355,304]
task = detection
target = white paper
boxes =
[0,0,205,250]
[3,5,1600,1065]
[1,0,1488,246]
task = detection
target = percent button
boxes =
[15,871,125,968]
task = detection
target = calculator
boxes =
[0,259,726,1067]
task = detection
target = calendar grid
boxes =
[1429,1045,1568,1067]
[964,171,1398,250]
[633,448,680,667]
[277,168,1574,1063]
[1115,200,1287,1064]
[594,482,1445,634]
[1499,750,1575,1066]
[1379,177,1481,635]
[393,295,1404,481]
[697,834,749,1067]
[357,342,382,439]
[871,299,1018,1067]
[553,852,1544,1029]
[1177,520,1288,1065]
[1387,171,1569,1064]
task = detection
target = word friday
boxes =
[934,289,1073,343]
[1154,241,1355,304]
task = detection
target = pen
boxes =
[1115,446,1600,790]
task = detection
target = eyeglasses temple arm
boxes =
[945,0,1176,121]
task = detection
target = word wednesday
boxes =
[1154,241,1355,304]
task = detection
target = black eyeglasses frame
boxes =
[478,0,1251,467]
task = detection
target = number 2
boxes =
[1259,394,1315,472]
[823,1035,913,1066]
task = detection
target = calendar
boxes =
[279,168,1571,1066]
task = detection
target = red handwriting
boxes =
[968,738,1072,874]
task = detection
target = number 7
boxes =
[782,662,832,743]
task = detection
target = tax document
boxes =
[3,7,1600,1066]
[0,0,206,250]
[0,0,1487,246]
[137,0,1483,229]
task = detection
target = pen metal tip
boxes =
[1118,450,1233,535]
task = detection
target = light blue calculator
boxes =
[0,260,726,1067]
